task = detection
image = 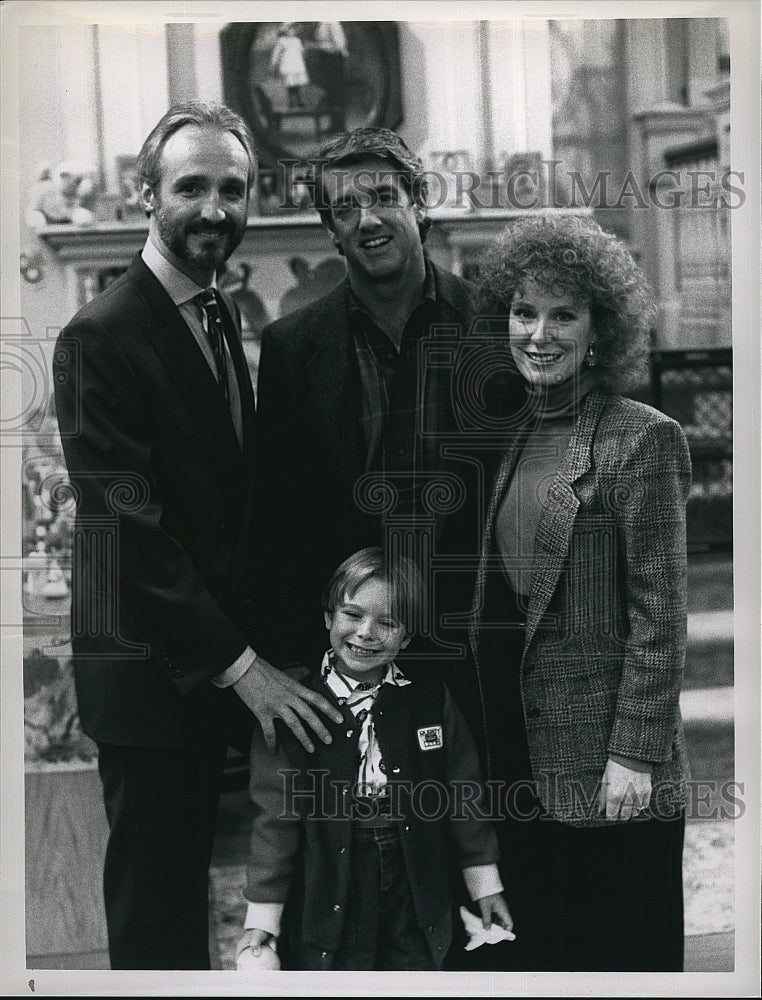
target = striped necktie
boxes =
[197,287,230,403]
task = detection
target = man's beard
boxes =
[155,206,243,272]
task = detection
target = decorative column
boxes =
[631,104,715,348]
[167,22,198,105]
[486,18,553,177]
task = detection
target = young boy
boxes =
[237,547,513,971]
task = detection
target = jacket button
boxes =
[320,951,328,959]
[332,903,341,912]
[428,924,435,932]
[391,767,400,774]
[527,706,541,719]
[339,846,346,854]
[404,825,410,832]
[346,729,354,738]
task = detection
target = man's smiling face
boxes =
[323,155,424,283]
[142,124,250,285]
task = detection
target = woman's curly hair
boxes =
[475,214,656,393]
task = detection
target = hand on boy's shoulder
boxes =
[274,665,344,754]
[236,657,343,754]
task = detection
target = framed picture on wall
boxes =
[255,165,315,216]
[115,154,144,220]
[220,21,403,169]
[256,168,282,215]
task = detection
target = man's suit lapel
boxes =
[431,264,475,328]
[524,389,608,648]
[428,264,474,439]
[125,256,247,482]
[304,280,365,475]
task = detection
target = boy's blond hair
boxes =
[321,546,424,636]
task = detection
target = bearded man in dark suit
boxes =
[53,101,341,970]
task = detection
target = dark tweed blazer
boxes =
[470,389,692,825]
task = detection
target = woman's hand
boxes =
[598,757,652,821]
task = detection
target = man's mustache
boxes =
[191,222,235,236]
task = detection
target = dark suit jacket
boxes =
[253,262,521,667]
[54,254,258,749]
[471,389,692,824]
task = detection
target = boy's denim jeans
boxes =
[332,824,438,971]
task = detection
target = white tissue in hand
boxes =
[236,940,281,970]
[459,905,516,951]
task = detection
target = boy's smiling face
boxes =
[325,576,410,684]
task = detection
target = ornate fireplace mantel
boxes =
[38,208,591,321]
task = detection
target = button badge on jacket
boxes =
[417,725,444,751]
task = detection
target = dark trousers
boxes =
[96,740,229,970]
[499,809,685,972]
[330,825,437,971]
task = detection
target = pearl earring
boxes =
[584,342,598,367]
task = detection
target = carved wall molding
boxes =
[37,208,593,312]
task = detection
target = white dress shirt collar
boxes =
[141,237,216,306]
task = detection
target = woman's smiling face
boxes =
[509,277,595,388]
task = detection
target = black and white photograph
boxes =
[220,20,402,165]
[0,1,759,996]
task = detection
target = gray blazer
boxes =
[470,389,692,825]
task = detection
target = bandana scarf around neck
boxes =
[321,650,409,797]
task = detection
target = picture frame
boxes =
[255,164,315,216]
[502,151,548,209]
[220,21,403,169]
[114,154,144,221]
[2,4,758,995]
[255,167,283,216]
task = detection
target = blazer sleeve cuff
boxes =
[608,752,653,773]
[212,647,257,688]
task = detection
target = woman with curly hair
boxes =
[454,215,691,972]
